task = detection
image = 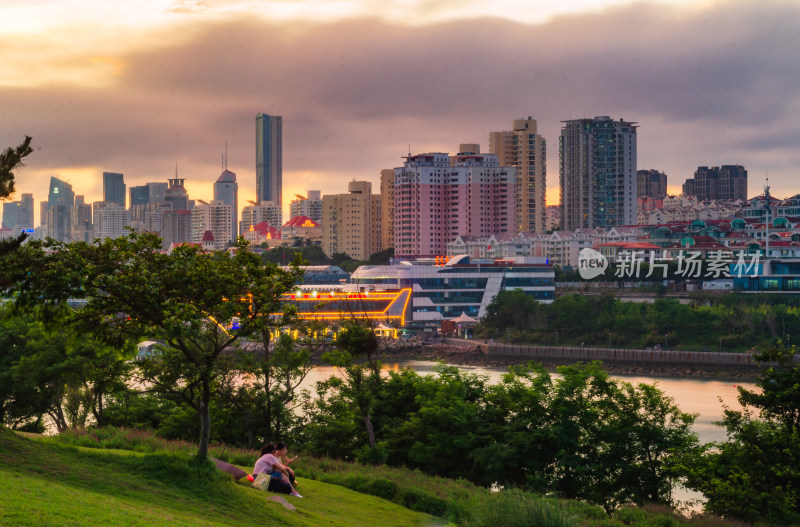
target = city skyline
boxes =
[2,0,799,219]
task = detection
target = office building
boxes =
[682,165,747,201]
[214,169,238,240]
[489,117,547,233]
[191,200,232,250]
[46,177,75,241]
[255,113,282,209]
[559,116,638,230]
[130,182,168,207]
[637,170,667,198]
[103,172,126,208]
[164,178,189,211]
[2,193,34,231]
[393,149,516,260]
[322,181,382,260]
[289,190,322,224]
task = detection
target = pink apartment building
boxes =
[394,150,516,260]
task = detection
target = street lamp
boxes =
[506,327,510,344]
[719,336,722,353]
[555,331,559,346]
[664,334,668,350]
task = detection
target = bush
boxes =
[396,488,448,516]
[468,490,577,527]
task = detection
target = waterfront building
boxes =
[350,255,554,324]
[560,116,638,230]
[489,118,547,233]
[380,169,394,252]
[256,113,282,209]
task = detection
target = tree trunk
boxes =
[197,379,211,460]
[362,411,376,448]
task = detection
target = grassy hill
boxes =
[2,426,743,527]
[0,426,442,527]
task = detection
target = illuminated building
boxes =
[281,288,412,326]
[351,255,554,323]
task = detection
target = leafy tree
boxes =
[0,135,33,257]
[0,305,133,431]
[685,340,800,524]
[4,233,302,459]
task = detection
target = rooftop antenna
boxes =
[175,162,178,178]
[222,142,228,171]
[764,177,771,256]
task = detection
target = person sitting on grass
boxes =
[252,444,302,498]
[274,441,298,488]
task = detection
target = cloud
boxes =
[2,0,800,217]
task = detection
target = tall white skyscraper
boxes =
[214,170,238,240]
[559,116,638,230]
[255,113,282,210]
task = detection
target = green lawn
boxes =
[0,427,442,527]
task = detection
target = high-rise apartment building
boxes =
[103,172,126,208]
[380,169,394,253]
[393,149,516,260]
[289,191,322,224]
[255,113,282,210]
[214,170,238,240]
[489,117,547,233]
[71,195,93,242]
[162,210,192,249]
[93,202,131,240]
[240,201,282,234]
[322,181,382,260]
[637,170,668,198]
[682,165,747,201]
[559,116,638,230]
[191,200,232,250]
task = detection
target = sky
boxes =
[2,0,799,221]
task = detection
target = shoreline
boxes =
[375,343,761,380]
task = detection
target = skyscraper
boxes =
[489,117,547,233]
[255,113,283,209]
[46,177,75,241]
[559,116,638,230]
[103,172,126,208]
[214,170,238,241]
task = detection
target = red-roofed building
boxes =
[282,215,322,246]
[243,221,282,247]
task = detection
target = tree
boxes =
[685,340,800,524]
[0,305,133,432]
[0,136,33,257]
[4,232,302,459]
